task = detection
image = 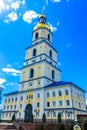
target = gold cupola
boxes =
[34,14,50,31]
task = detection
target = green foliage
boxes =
[40,124,43,130]
[42,113,46,123]
[59,123,65,130]
[12,113,15,121]
[69,124,74,130]
[84,121,87,130]
[18,125,23,130]
[57,113,62,124]
[30,113,33,123]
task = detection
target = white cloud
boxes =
[6,82,14,86]
[52,0,61,3]
[11,0,25,11]
[58,62,61,66]
[2,67,21,76]
[0,0,25,24]
[46,0,48,5]
[66,0,70,2]
[11,1,21,10]
[48,23,57,32]
[5,11,18,23]
[7,64,11,68]
[0,78,6,89]
[0,0,5,13]
[23,10,39,24]
[0,78,6,85]
[2,67,21,74]
[57,21,60,26]
[0,0,25,13]
[66,42,71,48]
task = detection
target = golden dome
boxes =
[34,23,50,30]
[34,14,50,31]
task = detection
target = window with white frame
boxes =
[53,101,56,107]
[47,111,50,117]
[66,100,70,106]
[47,92,50,97]
[53,112,56,117]
[37,102,40,107]
[53,91,56,97]
[59,90,62,96]
[47,102,50,107]
[37,93,40,98]
[65,89,69,95]
[59,101,62,106]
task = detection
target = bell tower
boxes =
[20,14,61,92]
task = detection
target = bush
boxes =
[40,124,43,130]
[57,113,62,124]
[69,124,74,130]
[18,125,23,130]
[84,122,87,130]
[42,113,46,123]
[12,113,15,121]
[59,123,65,130]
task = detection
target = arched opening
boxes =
[35,32,38,39]
[30,68,34,78]
[48,34,50,41]
[52,70,55,79]
[33,48,37,56]
[49,50,52,58]
[24,104,32,123]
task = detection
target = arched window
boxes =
[33,48,37,56]
[48,34,50,41]
[52,70,55,79]
[35,32,38,39]
[30,68,34,78]
[49,50,52,57]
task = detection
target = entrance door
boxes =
[24,104,32,123]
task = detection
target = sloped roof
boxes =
[45,81,85,92]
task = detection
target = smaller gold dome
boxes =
[34,23,50,30]
[34,14,50,31]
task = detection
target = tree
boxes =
[12,113,15,121]
[30,113,33,123]
[42,113,46,123]
[57,113,62,124]
[84,121,87,130]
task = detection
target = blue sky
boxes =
[0,0,87,107]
